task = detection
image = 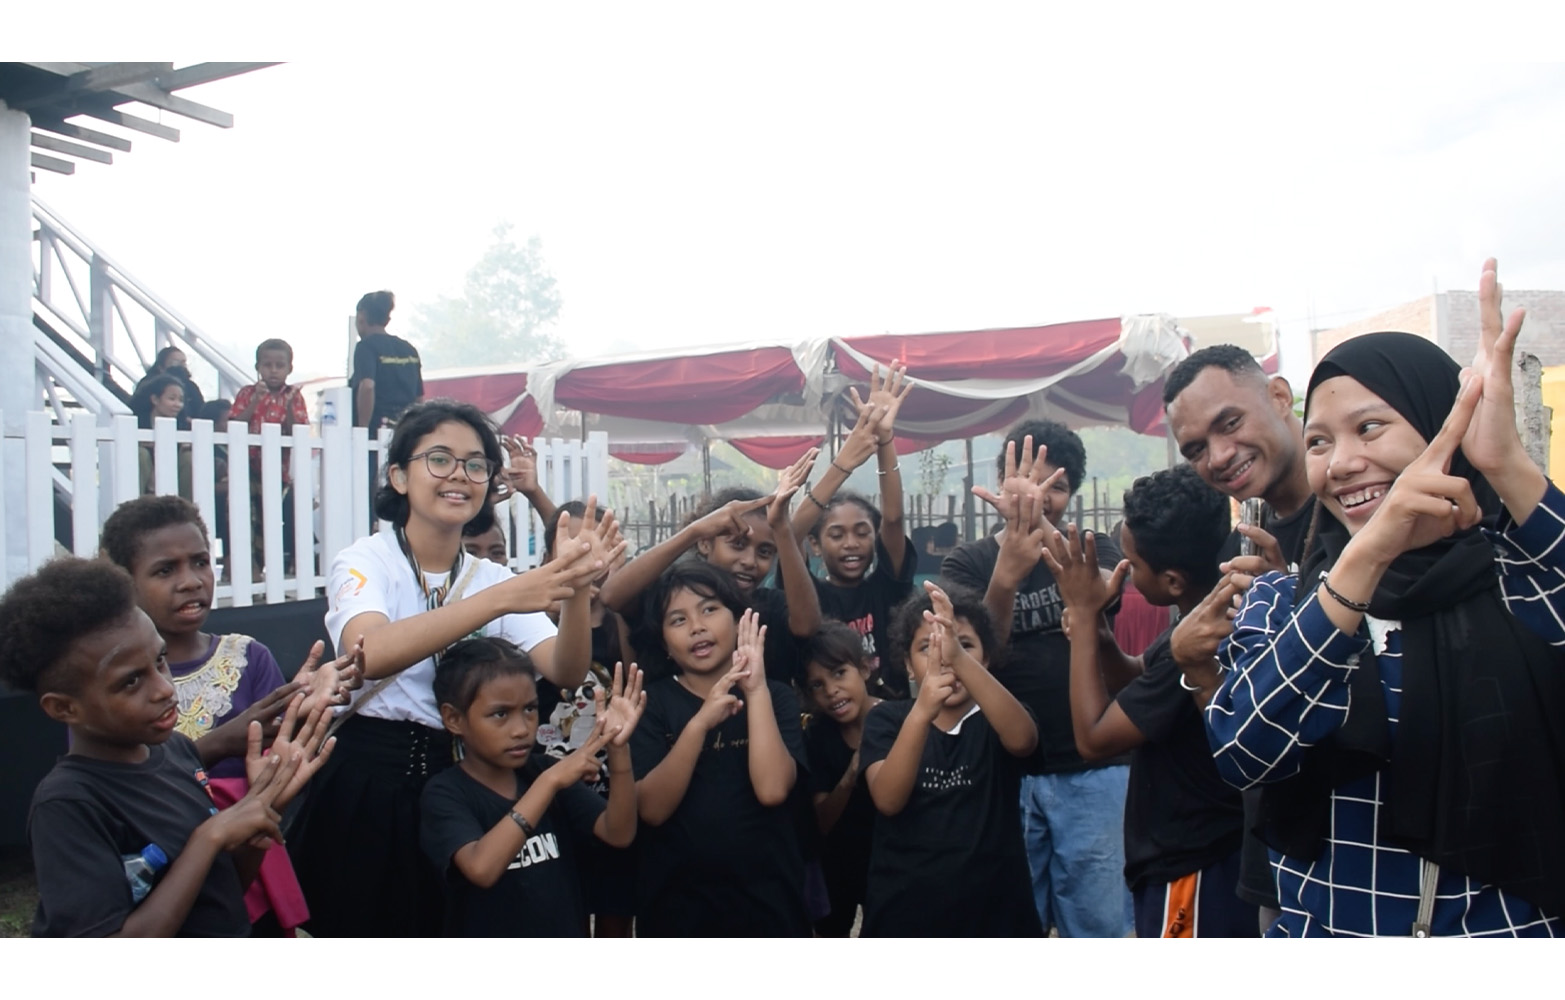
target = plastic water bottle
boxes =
[321,398,337,427]
[123,843,169,904]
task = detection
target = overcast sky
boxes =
[19,5,1565,398]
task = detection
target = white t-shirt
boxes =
[325,529,557,728]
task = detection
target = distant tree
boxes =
[411,223,564,369]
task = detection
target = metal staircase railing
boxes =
[31,195,253,419]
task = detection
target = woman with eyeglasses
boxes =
[287,399,626,937]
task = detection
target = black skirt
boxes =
[285,715,455,937]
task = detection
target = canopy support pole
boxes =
[962,437,976,544]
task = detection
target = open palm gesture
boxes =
[850,361,914,446]
[598,661,647,747]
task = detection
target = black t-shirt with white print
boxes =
[807,535,917,698]
[940,531,1127,775]
[419,759,606,937]
[629,676,810,937]
[1115,627,1244,890]
[858,699,1043,937]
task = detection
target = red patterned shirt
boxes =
[231,384,310,483]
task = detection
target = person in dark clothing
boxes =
[940,419,1132,937]
[1163,342,1315,931]
[350,290,424,433]
[0,558,334,937]
[1044,466,1257,937]
[136,346,207,427]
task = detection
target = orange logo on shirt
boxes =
[335,569,367,602]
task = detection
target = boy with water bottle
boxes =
[0,559,339,936]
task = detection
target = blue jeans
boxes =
[1020,767,1133,937]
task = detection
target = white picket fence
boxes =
[2,410,609,606]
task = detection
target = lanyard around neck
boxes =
[396,525,464,612]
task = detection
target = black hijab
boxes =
[1259,331,1565,917]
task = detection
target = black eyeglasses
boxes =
[407,449,497,483]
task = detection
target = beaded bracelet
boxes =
[830,459,852,476]
[1319,570,1371,613]
[805,491,828,510]
[509,810,535,838]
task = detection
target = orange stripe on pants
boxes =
[1162,870,1199,938]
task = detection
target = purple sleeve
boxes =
[236,639,288,716]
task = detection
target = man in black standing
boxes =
[350,290,423,434]
[1161,344,1314,935]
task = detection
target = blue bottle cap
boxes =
[141,843,169,870]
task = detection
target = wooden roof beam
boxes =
[110,82,234,128]
[76,105,180,142]
[31,119,133,152]
[71,63,174,93]
[152,63,279,92]
[31,152,74,175]
[31,132,113,164]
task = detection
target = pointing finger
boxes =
[1420,371,1482,473]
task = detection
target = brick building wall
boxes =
[1312,297,1435,362]
[1313,289,1565,367]
[1442,289,1565,367]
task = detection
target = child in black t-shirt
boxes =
[791,362,917,697]
[420,636,643,937]
[1041,466,1256,938]
[601,453,821,686]
[860,582,1043,937]
[630,561,812,937]
[801,622,883,936]
[0,558,335,937]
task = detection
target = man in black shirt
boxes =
[1162,344,1314,932]
[940,420,1132,938]
[350,290,424,432]
[1048,465,1256,936]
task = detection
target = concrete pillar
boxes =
[1518,352,1551,472]
[0,101,38,581]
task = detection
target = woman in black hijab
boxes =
[1206,259,1565,936]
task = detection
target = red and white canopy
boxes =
[422,314,1192,469]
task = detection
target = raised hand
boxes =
[912,617,958,721]
[835,398,885,471]
[248,692,337,810]
[296,639,365,715]
[501,436,542,497]
[1170,574,1248,668]
[507,503,616,607]
[1223,524,1289,578]
[1461,258,1528,477]
[202,678,304,761]
[1040,524,1129,618]
[973,436,1066,523]
[731,609,768,693]
[1356,373,1485,565]
[209,758,289,851]
[923,583,966,671]
[692,494,774,544]
[598,661,647,747]
[693,664,748,731]
[566,496,628,589]
[995,487,1051,585]
[550,716,615,786]
[769,448,818,528]
[849,361,915,446]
